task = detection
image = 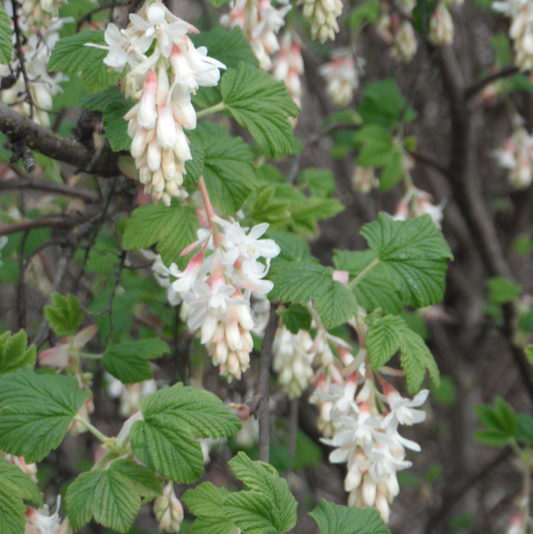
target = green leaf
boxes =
[221,64,300,157]
[44,292,84,336]
[183,482,238,534]
[349,0,380,29]
[130,383,241,482]
[281,304,313,334]
[0,486,25,534]
[110,459,164,498]
[123,203,200,269]
[298,169,336,198]
[65,468,140,532]
[48,31,120,94]
[0,4,12,65]
[195,122,256,215]
[267,230,316,265]
[0,456,43,506]
[526,345,533,365]
[365,310,440,393]
[358,80,416,128]
[191,26,258,70]
[516,413,533,444]
[333,249,402,315]
[354,125,394,167]
[0,367,91,462]
[379,150,403,191]
[361,214,453,308]
[491,33,513,68]
[78,86,134,151]
[102,338,170,384]
[309,499,391,534]
[224,452,297,534]
[183,134,206,186]
[314,281,358,329]
[474,397,517,446]
[0,330,36,376]
[487,277,521,305]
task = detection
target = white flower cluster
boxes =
[0,4,66,127]
[298,0,343,43]
[272,325,315,399]
[494,118,533,189]
[428,3,454,46]
[319,47,364,108]
[221,0,291,70]
[351,166,378,193]
[22,0,68,29]
[154,482,184,533]
[493,0,533,70]
[147,216,280,381]
[392,186,445,228]
[96,2,225,205]
[271,31,304,111]
[318,379,429,522]
[377,5,418,63]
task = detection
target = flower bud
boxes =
[154,482,184,533]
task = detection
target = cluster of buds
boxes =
[392,186,445,228]
[319,47,364,108]
[22,0,66,29]
[0,6,66,127]
[96,2,225,205]
[146,185,280,381]
[318,374,429,522]
[428,3,454,46]
[271,30,304,112]
[38,325,98,435]
[493,0,533,70]
[352,166,378,193]
[493,117,533,189]
[272,325,315,399]
[298,0,343,43]
[377,4,418,63]
[221,0,291,70]
[154,482,184,533]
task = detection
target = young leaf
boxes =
[183,482,239,534]
[224,452,298,534]
[123,203,200,269]
[78,86,134,151]
[365,310,440,393]
[191,26,258,70]
[0,368,91,462]
[474,397,518,446]
[44,292,84,336]
[102,338,170,384]
[130,383,241,483]
[221,64,300,157]
[48,31,120,94]
[360,214,453,308]
[487,276,521,305]
[0,330,36,376]
[314,281,358,330]
[65,468,140,533]
[309,499,391,534]
[195,122,256,215]
[0,4,12,65]
[281,304,313,334]
[333,249,402,315]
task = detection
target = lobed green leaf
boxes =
[0,330,36,376]
[44,292,84,336]
[0,4,12,65]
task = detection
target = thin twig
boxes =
[464,66,519,101]
[105,250,127,343]
[16,230,29,330]
[256,305,279,463]
[0,216,78,236]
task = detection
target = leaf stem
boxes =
[73,414,109,443]
[196,102,227,118]
[347,258,381,291]
[79,352,104,359]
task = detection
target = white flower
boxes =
[429,3,454,45]
[381,387,429,428]
[25,497,62,534]
[223,222,280,267]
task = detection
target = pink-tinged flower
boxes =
[381,382,429,428]
[154,482,184,532]
[3,454,38,482]
[25,496,62,534]
[39,325,98,368]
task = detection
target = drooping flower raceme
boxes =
[22,0,67,29]
[154,482,184,533]
[429,3,454,45]
[146,209,280,381]
[298,0,343,43]
[94,2,225,205]
[494,117,533,189]
[392,186,445,228]
[319,47,364,108]
[493,0,533,70]
[221,0,291,70]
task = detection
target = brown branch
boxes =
[1,166,99,202]
[256,305,279,463]
[0,102,121,176]
[464,65,520,101]
[0,216,79,236]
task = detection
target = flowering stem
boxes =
[79,352,103,359]
[73,415,109,443]
[196,102,227,118]
[198,176,222,248]
[347,258,381,291]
